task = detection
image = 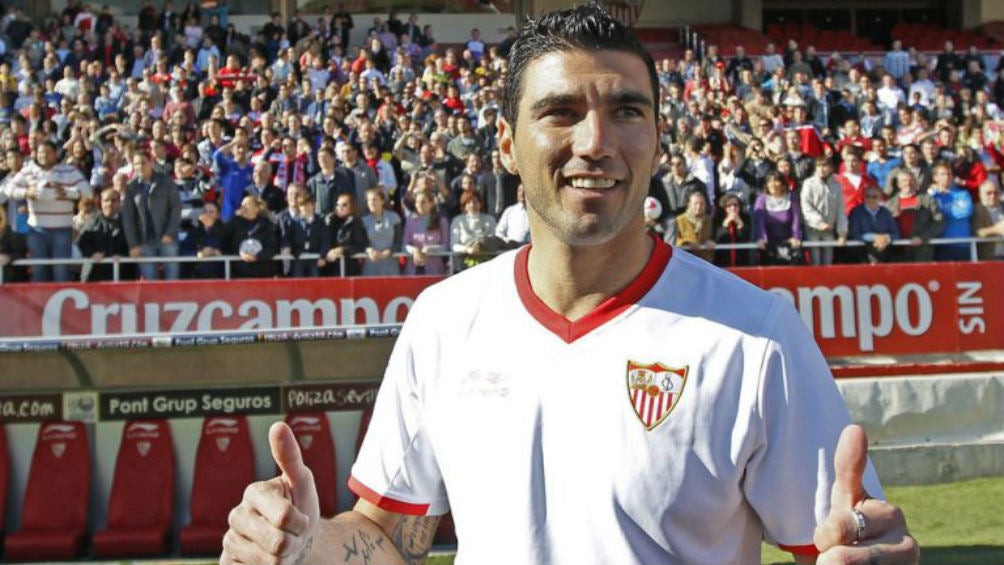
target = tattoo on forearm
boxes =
[294,536,313,565]
[390,515,439,565]
[342,529,386,565]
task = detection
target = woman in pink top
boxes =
[402,189,449,275]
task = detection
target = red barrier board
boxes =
[1,263,1002,357]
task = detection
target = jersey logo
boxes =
[627,361,688,431]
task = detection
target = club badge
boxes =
[627,361,688,431]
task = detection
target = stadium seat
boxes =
[0,425,8,549]
[286,412,337,517]
[180,416,255,555]
[92,420,175,557]
[4,421,90,561]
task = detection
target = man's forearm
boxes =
[307,511,405,565]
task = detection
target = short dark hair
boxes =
[502,3,658,131]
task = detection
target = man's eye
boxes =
[616,106,645,118]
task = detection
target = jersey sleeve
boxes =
[349,293,449,516]
[742,297,884,556]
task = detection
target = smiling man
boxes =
[221,6,918,565]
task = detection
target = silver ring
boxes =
[851,508,867,544]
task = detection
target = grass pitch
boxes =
[428,477,1004,565]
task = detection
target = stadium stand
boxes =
[92,419,175,558]
[180,416,255,555]
[3,421,90,561]
[285,412,338,517]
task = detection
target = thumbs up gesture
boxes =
[221,422,320,565]
[813,425,920,565]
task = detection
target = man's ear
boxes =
[497,116,518,176]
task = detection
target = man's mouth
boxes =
[567,177,617,189]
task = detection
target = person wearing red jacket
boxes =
[835,148,878,218]
[953,146,988,199]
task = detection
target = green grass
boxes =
[429,477,1004,565]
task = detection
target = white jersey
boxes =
[350,239,883,565]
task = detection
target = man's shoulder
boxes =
[410,249,520,321]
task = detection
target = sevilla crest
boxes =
[627,361,688,431]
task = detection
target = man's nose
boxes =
[572,111,616,161]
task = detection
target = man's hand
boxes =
[221,422,320,565]
[129,246,142,258]
[813,425,919,564]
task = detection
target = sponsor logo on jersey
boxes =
[626,361,688,431]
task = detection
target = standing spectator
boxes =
[800,157,847,265]
[835,148,877,218]
[283,193,329,278]
[450,189,496,269]
[0,204,27,282]
[671,189,714,262]
[324,192,369,277]
[227,195,277,278]
[496,184,530,247]
[122,152,181,280]
[2,140,91,282]
[885,170,944,263]
[338,142,378,215]
[848,184,900,264]
[971,179,1004,261]
[660,153,707,222]
[866,137,900,195]
[76,187,133,281]
[883,39,910,83]
[307,146,355,216]
[929,160,974,261]
[886,143,931,195]
[214,137,255,221]
[754,171,803,265]
[246,161,285,214]
[191,200,228,279]
[403,189,448,275]
[713,192,752,267]
[362,186,401,276]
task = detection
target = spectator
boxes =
[671,189,713,262]
[338,142,378,215]
[497,184,530,247]
[307,146,355,217]
[2,140,90,282]
[324,192,369,277]
[121,151,182,280]
[885,170,944,263]
[362,186,402,276]
[403,189,448,275]
[886,143,930,195]
[214,137,255,221]
[0,203,27,282]
[800,157,847,265]
[835,148,877,218]
[660,152,707,222]
[450,189,496,269]
[227,195,277,278]
[754,171,803,265]
[848,184,900,264]
[972,180,1004,261]
[282,193,329,278]
[76,187,133,281]
[883,39,910,82]
[929,160,974,262]
[192,200,228,279]
[246,161,286,214]
[713,192,752,267]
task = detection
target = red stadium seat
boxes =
[0,425,9,545]
[92,420,175,557]
[4,421,90,561]
[285,413,337,517]
[180,416,255,555]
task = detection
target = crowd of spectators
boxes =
[2,2,1004,283]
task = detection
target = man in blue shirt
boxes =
[928,160,974,261]
[213,137,254,221]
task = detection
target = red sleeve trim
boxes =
[347,475,431,516]
[778,543,820,557]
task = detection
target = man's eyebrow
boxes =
[528,90,654,113]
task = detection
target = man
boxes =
[307,147,355,217]
[246,161,285,214]
[222,6,918,565]
[972,180,1004,261]
[214,137,255,221]
[338,142,378,216]
[2,140,90,282]
[800,157,847,266]
[883,39,910,83]
[928,160,974,262]
[76,187,133,281]
[848,184,900,264]
[121,152,181,280]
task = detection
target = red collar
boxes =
[514,236,672,344]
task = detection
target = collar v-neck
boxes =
[514,236,672,344]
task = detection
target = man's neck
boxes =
[526,219,653,322]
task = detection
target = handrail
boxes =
[2,236,1002,284]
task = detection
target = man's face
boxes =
[499,50,658,247]
[980,184,1000,207]
[133,154,152,179]
[100,191,121,217]
[36,144,56,168]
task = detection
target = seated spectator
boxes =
[362,186,402,276]
[849,185,900,264]
[450,189,496,270]
[972,180,1004,261]
[713,192,752,268]
[324,193,369,277]
[496,184,530,247]
[226,196,277,279]
[192,200,228,279]
[403,189,449,275]
[754,171,803,265]
[885,171,944,263]
[671,189,713,262]
[283,193,329,278]
[929,160,974,261]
